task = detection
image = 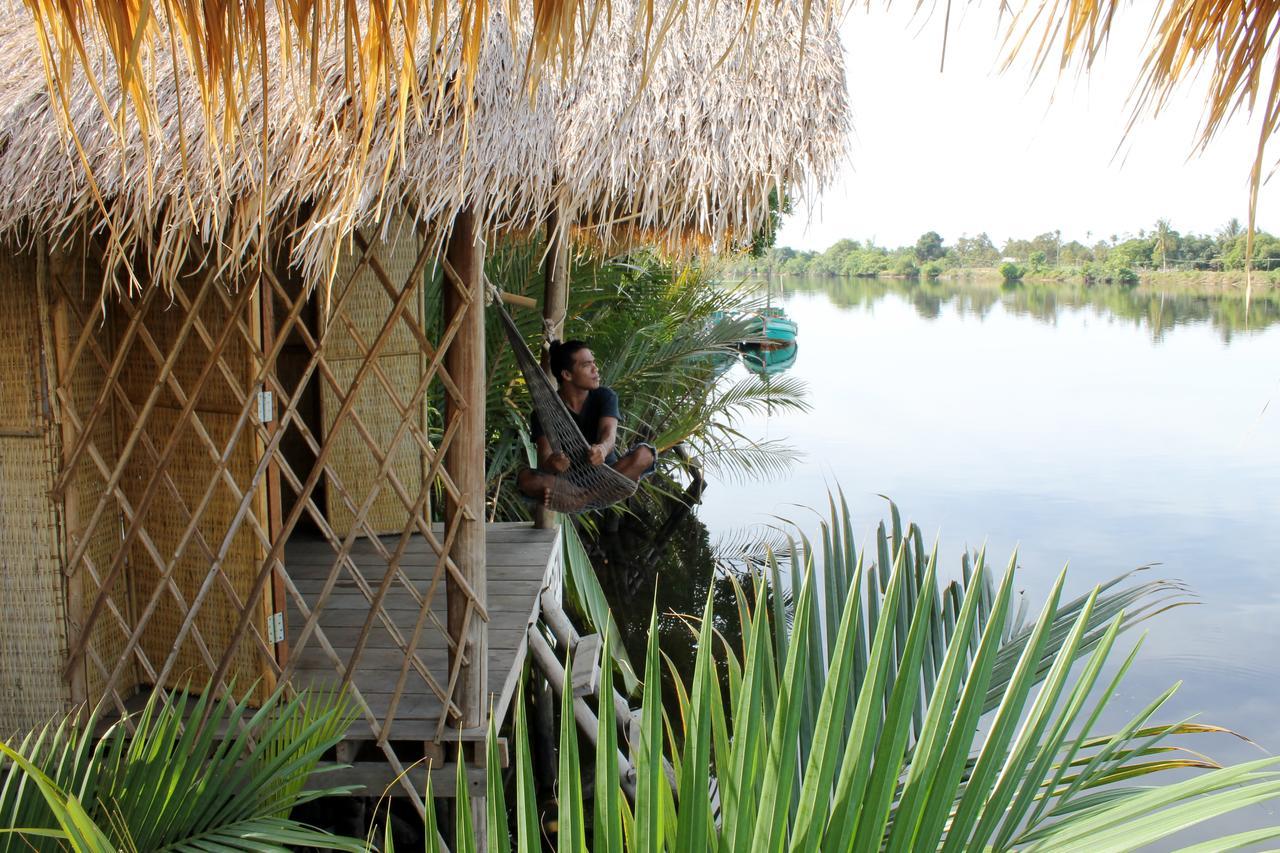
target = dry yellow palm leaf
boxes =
[1004,0,1280,308]
[0,0,846,291]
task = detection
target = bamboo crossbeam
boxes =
[539,592,633,731]
[499,291,537,309]
[527,627,636,800]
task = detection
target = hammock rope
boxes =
[487,279,640,513]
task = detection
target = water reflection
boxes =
[768,275,1280,342]
[695,273,1280,847]
[584,493,742,711]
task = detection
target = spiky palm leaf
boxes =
[0,681,364,852]
[390,500,1280,850]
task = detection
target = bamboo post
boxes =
[444,208,488,850]
[535,212,569,530]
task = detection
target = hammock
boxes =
[489,281,640,513]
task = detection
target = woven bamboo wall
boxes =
[115,274,270,696]
[321,230,428,536]
[0,247,68,735]
[47,248,137,709]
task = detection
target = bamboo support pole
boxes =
[535,212,569,531]
[443,207,489,852]
[527,627,637,800]
[443,208,488,735]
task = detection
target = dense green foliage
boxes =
[0,682,363,851]
[727,218,1280,282]
[999,261,1025,283]
[481,245,809,520]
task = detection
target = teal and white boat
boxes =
[743,306,798,346]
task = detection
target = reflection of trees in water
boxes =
[582,490,741,713]
[780,276,1280,341]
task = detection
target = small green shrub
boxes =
[1111,266,1139,285]
[892,256,920,277]
[999,262,1025,282]
[922,260,944,279]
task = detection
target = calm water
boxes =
[693,276,1280,844]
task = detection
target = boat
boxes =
[742,306,798,347]
[743,341,798,375]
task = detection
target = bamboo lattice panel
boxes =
[262,224,487,809]
[51,252,276,719]
[115,275,266,698]
[40,223,487,813]
[0,249,67,734]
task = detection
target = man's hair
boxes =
[549,340,589,381]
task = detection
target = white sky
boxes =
[778,3,1280,251]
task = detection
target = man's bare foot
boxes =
[548,477,589,512]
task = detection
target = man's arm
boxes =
[536,436,570,474]
[587,416,618,466]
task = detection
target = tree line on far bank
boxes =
[730,219,1280,284]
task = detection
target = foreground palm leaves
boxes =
[401,499,1280,849]
[0,681,364,852]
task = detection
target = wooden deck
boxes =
[284,522,561,743]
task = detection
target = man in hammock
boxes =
[517,340,656,509]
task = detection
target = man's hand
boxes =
[587,444,607,466]
[544,451,571,474]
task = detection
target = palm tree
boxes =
[482,243,808,521]
[1154,219,1174,270]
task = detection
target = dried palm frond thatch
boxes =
[0,0,845,289]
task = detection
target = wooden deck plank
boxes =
[282,523,558,735]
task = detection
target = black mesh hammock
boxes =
[489,282,640,513]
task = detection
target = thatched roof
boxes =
[0,0,846,283]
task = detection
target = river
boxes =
[686,275,1280,845]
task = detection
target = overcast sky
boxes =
[778,4,1280,251]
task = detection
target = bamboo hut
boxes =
[0,0,845,812]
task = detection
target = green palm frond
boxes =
[387,495,1280,850]
[482,243,800,518]
[0,682,363,852]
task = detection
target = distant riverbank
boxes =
[746,267,1280,295]
[941,266,1280,292]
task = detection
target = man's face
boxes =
[563,348,601,390]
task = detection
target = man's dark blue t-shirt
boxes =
[531,386,621,464]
